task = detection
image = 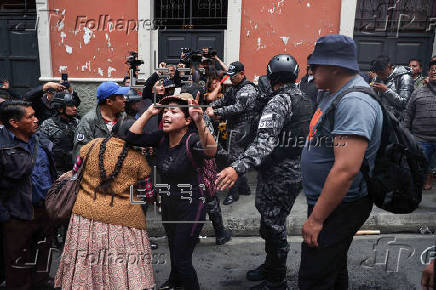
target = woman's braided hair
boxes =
[94,136,129,206]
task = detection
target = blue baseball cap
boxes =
[96,82,129,101]
[308,34,360,72]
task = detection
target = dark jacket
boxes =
[211,78,258,126]
[72,106,126,162]
[0,128,56,221]
[402,83,436,142]
[24,85,80,124]
[142,72,161,102]
[23,85,54,123]
[299,74,318,111]
[373,65,414,119]
[39,115,79,176]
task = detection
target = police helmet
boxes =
[267,54,299,86]
[124,88,142,103]
[51,92,80,110]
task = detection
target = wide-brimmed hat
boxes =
[158,93,194,106]
[308,34,359,72]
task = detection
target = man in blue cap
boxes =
[72,81,128,161]
[299,34,383,289]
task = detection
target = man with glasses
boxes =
[207,61,258,205]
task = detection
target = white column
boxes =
[225,0,242,64]
[36,0,53,79]
[339,0,358,37]
[433,29,436,57]
[138,0,153,77]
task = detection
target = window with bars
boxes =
[0,0,35,11]
[354,0,435,34]
[154,0,227,30]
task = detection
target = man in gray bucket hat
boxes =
[298,34,383,289]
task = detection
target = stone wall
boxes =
[70,82,99,116]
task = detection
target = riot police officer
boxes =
[207,61,258,205]
[216,55,313,290]
[39,92,80,176]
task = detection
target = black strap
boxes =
[30,135,39,171]
[80,139,98,176]
[315,86,380,180]
[317,86,379,129]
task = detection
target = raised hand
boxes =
[144,104,161,118]
[188,93,204,124]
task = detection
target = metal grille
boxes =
[0,0,35,11]
[354,0,435,34]
[154,0,227,30]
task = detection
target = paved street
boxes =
[146,171,436,237]
[49,173,436,289]
[50,234,435,289]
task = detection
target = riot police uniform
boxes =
[211,62,258,205]
[231,55,313,289]
[39,92,80,176]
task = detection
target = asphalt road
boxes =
[50,234,435,289]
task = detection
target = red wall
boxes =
[48,0,138,78]
[239,0,341,81]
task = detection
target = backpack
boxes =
[185,133,218,236]
[185,133,217,200]
[320,86,427,214]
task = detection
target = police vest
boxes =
[269,85,313,162]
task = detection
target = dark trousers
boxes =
[2,206,52,290]
[227,174,249,199]
[162,197,206,290]
[298,195,372,290]
[0,226,3,283]
[255,174,300,282]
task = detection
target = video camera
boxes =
[202,47,217,59]
[180,48,203,66]
[126,51,148,89]
[126,51,144,73]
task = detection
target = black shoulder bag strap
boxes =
[30,135,39,171]
[315,86,380,181]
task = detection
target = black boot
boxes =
[206,196,232,245]
[159,280,183,290]
[223,193,239,205]
[238,175,251,195]
[250,280,289,290]
[247,264,267,281]
[223,185,239,205]
[150,240,158,250]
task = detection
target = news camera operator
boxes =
[23,76,80,124]
[201,47,228,78]
[180,48,228,88]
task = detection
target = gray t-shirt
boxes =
[300,75,383,205]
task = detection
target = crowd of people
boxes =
[0,34,436,290]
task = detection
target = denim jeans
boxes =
[418,141,436,172]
